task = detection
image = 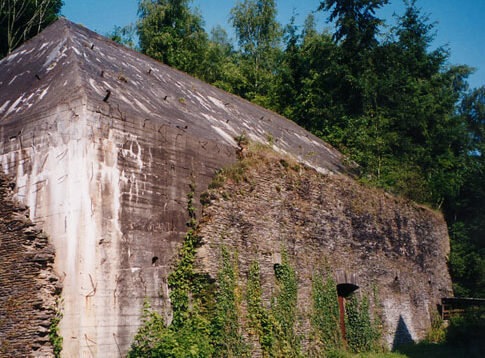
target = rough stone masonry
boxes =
[0,19,452,357]
[195,149,452,351]
[0,172,60,357]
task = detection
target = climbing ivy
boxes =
[271,252,301,357]
[128,299,170,356]
[212,247,249,357]
[128,185,214,357]
[309,273,343,355]
[345,293,381,353]
[245,252,302,357]
[49,297,63,358]
[246,260,275,356]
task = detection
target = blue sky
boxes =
[62,0,484,89]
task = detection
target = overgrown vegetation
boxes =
[128,183,249,357]
[424,312,446,344]
[345,295,381,353]
[211,248,249,357]
[246,260,274,355]
[269,252,301,357]
[128,184,214,357]
[309,273,342,355]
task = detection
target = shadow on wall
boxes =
[392,315,414,350]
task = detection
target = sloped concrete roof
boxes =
[0,18,347,174]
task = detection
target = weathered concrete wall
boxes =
[1,103,110,357]
[195,151,453,350]
[0,102,236,357]
[0,171,60,357]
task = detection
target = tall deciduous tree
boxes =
[137,0,208,76]
[0,0,63,57]
[198,26,238,89]
[229,0,282,104]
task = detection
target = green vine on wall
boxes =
[212,247,249,357]
[345,293,381,353]
[49,297,63,358]
[246,260,275,356]
[310,272,343,355]
[246,252,302,358]
[129,184,214,357]
[271,251,301,357]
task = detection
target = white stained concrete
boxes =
[0,106,124,357]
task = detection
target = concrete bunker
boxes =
[0,19,454,356]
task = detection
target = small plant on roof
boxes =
[117,72,128,83]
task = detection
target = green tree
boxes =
[229,0,282,104]
[0,0,63,57]
[318,0,389,118]
[373,1,471,205]
[319,0,389,51]
[446,86,485,297]
[137,0,208,76]
[198,25,242,91]
[108,24,138,50]
[271,14,307,120]
[290,28,343,140]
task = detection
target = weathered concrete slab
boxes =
[0,18,347,175]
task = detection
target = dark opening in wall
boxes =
[336,283,359,341]
[152,256,158,266]
[337,283,359,298]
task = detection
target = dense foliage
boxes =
[133,0,484,298]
